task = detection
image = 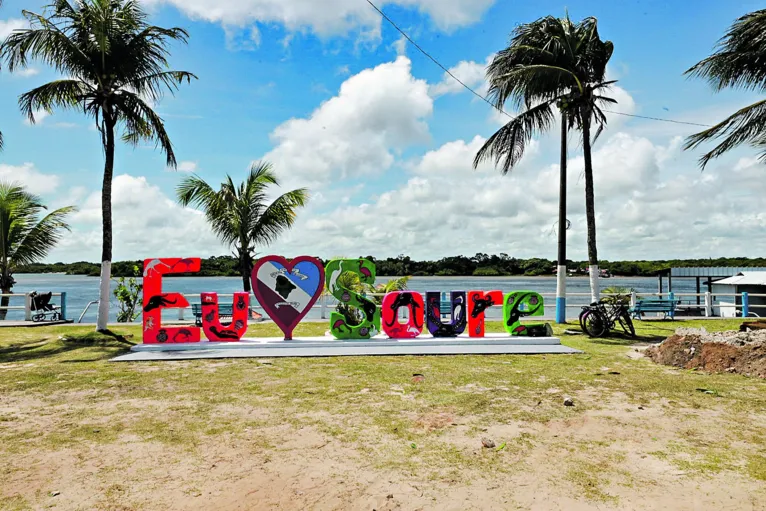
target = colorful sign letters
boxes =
[140,256,548,344]
[325,259,380,340]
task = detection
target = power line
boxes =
[363,0,512,119]
[365,0,713,129]
[602,110,712,127]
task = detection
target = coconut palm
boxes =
[473,14,616,303]
[684,9,766,167]
[0,0,196,331]
[333,271,410,326]
[0,182,76,320]
[176,162,309,292]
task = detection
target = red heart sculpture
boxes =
[251,256,325,340]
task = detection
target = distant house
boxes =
[711,272,766,318]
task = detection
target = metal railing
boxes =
[0,292,67,321]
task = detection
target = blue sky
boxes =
[1,0,765,263]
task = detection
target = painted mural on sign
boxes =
[251,256,325,340]
[140,256,549,344]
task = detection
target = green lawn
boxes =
[1,319,765,510]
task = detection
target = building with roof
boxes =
[656,267,766,316]
[711,272,766,318]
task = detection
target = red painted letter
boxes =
[467,290,503,338]
[381,291,425,339]
[201,292,249,342]
[142,258,201,344]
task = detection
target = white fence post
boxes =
[704,292,713,317]
[178,307,185,321]
[321,294,327,320]
[24,293,32,321]
[630,291,637,308]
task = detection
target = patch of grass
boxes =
[0,494,29,511]
[747,455,766,481]
[564,460,619,503]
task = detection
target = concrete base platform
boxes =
[0,319,73,328]
[112,334,580,362]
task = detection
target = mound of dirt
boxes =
[645,327,766,378]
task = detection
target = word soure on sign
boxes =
[141,257,549,344]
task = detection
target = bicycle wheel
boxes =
[618,313,636,337]
[582,310,607,338]
[578,307,591,332]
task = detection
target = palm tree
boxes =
[176,162,309,292]
[684,9,766,167]
[473,14,616,304]
[0,182,76,320]
[332,270,410,326]
[0,0,196,331]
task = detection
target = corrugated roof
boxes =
[712,272,766,286]
[667,267,766,277]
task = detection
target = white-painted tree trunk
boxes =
[589,264,600,304]
[555,265,567,323]
[96,260,111,331]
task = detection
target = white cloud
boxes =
[264,56,432,186]
[54,175,222,261]
[142,0,494,39]
[262,87,766,261]
[0,18,26,40]
[392,35,407,56]
[177,161,199,172]
[0,163,60,195]
[429,55,493,97]
[13,68,40,78]
[23,110,50,126]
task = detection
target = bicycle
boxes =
[579,298,636,338]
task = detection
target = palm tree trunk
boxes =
[556,112,567,323]
[96,118,116,332]
[241,255,251,293]
[581,107,600,303]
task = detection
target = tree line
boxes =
[16,254,766,278]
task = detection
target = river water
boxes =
[7,273,697,323]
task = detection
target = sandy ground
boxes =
[2,320,766,510]
[2,388,765,510]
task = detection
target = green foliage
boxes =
[473,267,502,276]
[0,182,76,320]
[15,254,766,278]
[334,271,410,326]
[0,0,196,168]
[475,14,615,173]
[176,162,309,291]
[113,265,142,323]
[684,9,766,167]
[601,286,633,305]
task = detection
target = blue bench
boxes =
[191,303,233,327]
[630,299,679,320]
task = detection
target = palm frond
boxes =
[685,9,766,92]
[176,163,309,256]
[11,206,76,267]
[0,181,75,271]
[684,98,766,168]
[252,188,309,246]
[116,90,177,166]
[18,79,92,123]
[474,100,556,174]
